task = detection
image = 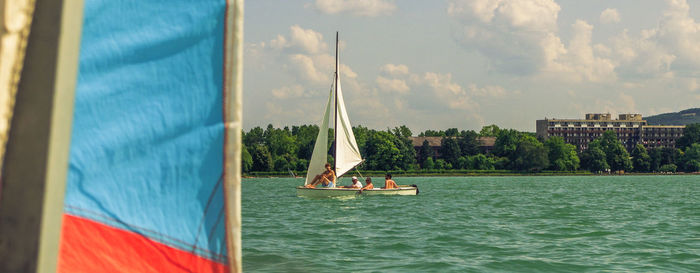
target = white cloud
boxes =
[310,0,396,17]
[602,0,700,79]
[266,26,362,88]
[376,63,515,113]
[683,78,700,91]
[243,25,370,126]
[270,25,328,55]
[544,20,617,83]
[600,8,620,24]
[655,0,700,70]
[448,0,561,74]
[593,93,637,115]
[271,85,307,99]
[422,72,476,110]
[612,0,700,79]
[468,84,507,97]
[449,0,616,83]
[618,92,637,113]
[376,76,410,93]
[288,54,328,84]
[609,29,676,78]
[380,64,409,76]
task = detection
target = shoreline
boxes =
[243,171,699,178]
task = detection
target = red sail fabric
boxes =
[58,215,228,273]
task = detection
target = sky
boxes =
[244,0,700,134]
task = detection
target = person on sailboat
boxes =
[340,176,362,188]
[305,163,336,188]
[361,177,373,190]
[382,173,399,189]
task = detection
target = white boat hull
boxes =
[296,186,418,198]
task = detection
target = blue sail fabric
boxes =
[61,0,229,268]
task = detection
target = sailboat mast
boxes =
[334,31,338,174]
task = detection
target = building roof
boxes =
[410,136,443,147]
[409,136,496,147]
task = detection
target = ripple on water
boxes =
[242,176,700,272]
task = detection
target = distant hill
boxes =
[645,108,700,125]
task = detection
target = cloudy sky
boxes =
[244,0,700,133]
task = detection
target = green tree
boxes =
[681,143,700,172]
[458,130,480,156]
[659,163,677,173]
[440,137,461,167]
[241,144,253,173]
[292,125,319,160]
[457,156,469,169]
[423,157,435,170]
[648,148,663,172]
[364,131,401,171]
[417,140,433,168]
[392,125,413,139]
[493,156,510,170]
[295,159,308,172]
[630,144,651,172]
[493,129,520,160]
[419,130,446,137]
[445,128,459,137]
[544,136,580,171]
[598,131,632,171]
[512,135,548,172]
[273,156,289,172]
[243,126,264,147]
[391,126,417,170]
[268,128,297,158]
[660,147,682,167]
[677,123,700,150]
[479,124,501,137]
[580,145,609,172]
[434,159,451,170]
[469,154,494,170]
[250,144,273,172]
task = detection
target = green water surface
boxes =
[242,176,700,272]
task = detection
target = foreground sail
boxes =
[58,0,239,272]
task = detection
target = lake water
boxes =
[242,176,700,272]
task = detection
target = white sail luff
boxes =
[304,89,333,185]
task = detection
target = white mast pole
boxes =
[333,31,338,176]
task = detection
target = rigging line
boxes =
[354,169,365,180]
[207,206,226,253]
[350,159,366,179]
[191,174,224,253]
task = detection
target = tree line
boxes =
[242,123,700,174]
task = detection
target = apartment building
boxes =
[536,113,684,151]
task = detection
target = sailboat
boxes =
[296,32,417,198]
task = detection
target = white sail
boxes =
[334,66,363,177]
[304,88,333,185]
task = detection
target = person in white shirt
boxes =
[341,176,363,188]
